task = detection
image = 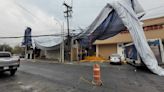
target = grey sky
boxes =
[0,0,163,46]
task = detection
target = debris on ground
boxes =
[80,56,108,63]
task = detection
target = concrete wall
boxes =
[71,40,78,61]
[45,50,60,61]
[97,44,117,59]
[142,17,164,26]
[40,50,45,57]
[95,28,164,45]
[94,16,164,45]
[71,48,78,61]
[25,50,33,59]
[94,20,164,60]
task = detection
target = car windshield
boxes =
[0,53,11,57]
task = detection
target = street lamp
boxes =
[53,18,64,63]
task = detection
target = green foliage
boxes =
[0,44,13,52]
[12,45,24,54]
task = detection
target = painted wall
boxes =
[97,44,117,59]
[95,28,164,45]
[45,50,60,61]
[71,48,78,61]
[94,16,164,45]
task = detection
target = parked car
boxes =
[0,51,20,76]
[109,54,122,65]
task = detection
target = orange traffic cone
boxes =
[92,64,102,86]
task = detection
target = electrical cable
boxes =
[0,34,66,39]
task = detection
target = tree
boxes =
[0,44,13,52]
[12,45,24,54]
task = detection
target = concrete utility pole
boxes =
[52,17,64,63]
[61,22,65,63]
[63,2,72,61]
[2,46,5,51]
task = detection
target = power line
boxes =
[0,28,82,39]
[14,1,37,19]
[0,34,66,39]
[14,1,56,27]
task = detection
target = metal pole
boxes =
[60,22,65,63]
[25,46,27,60]
[54,18,64,63]
[61,22,65,63]
[3,46,5,51]
[60,25,62,63]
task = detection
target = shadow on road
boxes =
[0,72,11,79]
[0,72,14,79]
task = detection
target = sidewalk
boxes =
[23,59,59,63]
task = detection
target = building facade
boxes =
[94,17,164,60]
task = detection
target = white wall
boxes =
[45,50,60,61]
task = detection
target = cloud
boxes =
[0,0,63,46]
[0,0,163,47]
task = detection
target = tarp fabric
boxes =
[79,0,164,76]
[34,37,63,50]
[22,27,32,46]
[111,0,164,76]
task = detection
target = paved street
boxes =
[0,60,164,92]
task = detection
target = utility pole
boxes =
[61,22,65,63]
[63,2,72,61]
[3,46,5,51]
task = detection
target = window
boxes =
[0,53,11,57]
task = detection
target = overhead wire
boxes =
[0,1,64,40]
[14,1,61,31]
[0,28,82,39]
[0,34,66,39]
[1,1,164,39]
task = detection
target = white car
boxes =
[0,51,20,76]
[110,54,122,65]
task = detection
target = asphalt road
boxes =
[0,60,164,92]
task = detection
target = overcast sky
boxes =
[0,0,164,46]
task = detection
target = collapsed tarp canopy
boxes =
[34,36,63,50]
[22,27,32,46]
[78,0,144,46]
[78,0,164,76]
[34,32,79,50]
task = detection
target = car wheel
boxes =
[10,69,17,76]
